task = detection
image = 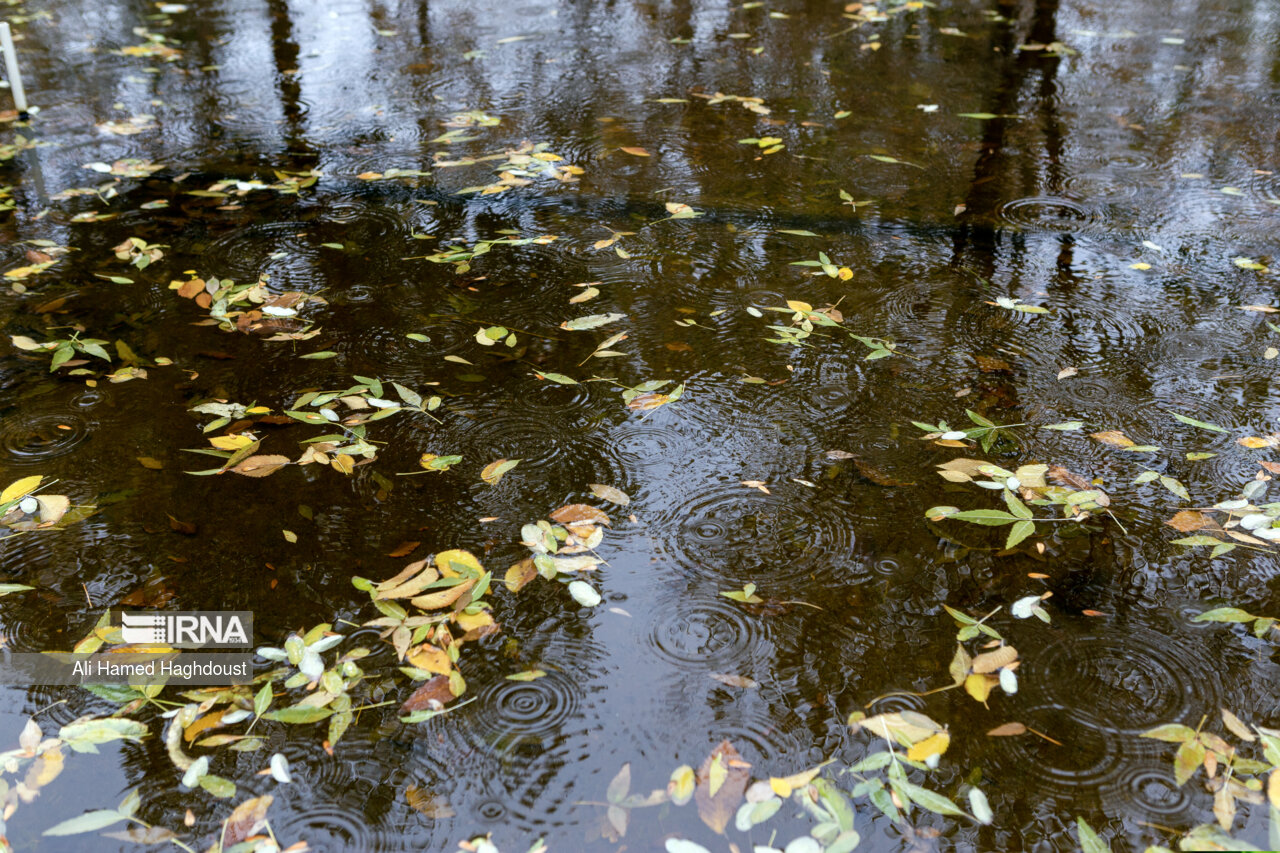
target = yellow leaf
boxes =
[410,579,474,611]
[434,550,483,577]
[407,643,453,675]
[965,672,996,703]
[786,300,813,313]
[330,454,355,474]
[769,761,833,798]
[906,731,951,762]
[25,745,63,791]
[1090,430,1135,447]
[504,559,537,593]
[0,475,43,505]
[1269,769,1280,808]
[1238,435,1280,449]
[453,610,494,633]
[837,267,853,280]
[208,434,254,451]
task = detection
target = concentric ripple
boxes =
[649,482,858,586]
[0,411,89,464]
[998,196,1101,233]
[473,670,581,740]
[1023,627,1222,733]
[975,705,1125,803]
[645,593,767,668]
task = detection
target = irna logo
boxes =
[117,611,253,648]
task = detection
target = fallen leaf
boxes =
[588,484,630,505]
[480,458,520,485]
[230,455,290,477]
[405,785,456,819]
[694,741,749,833]
[986,722,1027,736]
[222,795,273,847]
[400,675,457,713]
[1091,430,1135,448]
[708,673,759,689]
[387,541,421,558]
[1165,510,1216,533]
[549,504,610,526]
[619,146,650,157]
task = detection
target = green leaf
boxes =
[1006,519,1035,548]
[1042,421,1084,431]
[535,372,577,385]
[1191,607,1254,623]
[198,774,236,798]
[254,682,273,718]
[44,811,126,836]
[1004,490,1033,519]
[1159,476,1190,501]
[262,706,334,724]
[1173,739,1205,786]
[1076,817,1110,853]
[1141,724,1197,743]
[893,779,966,817]
[1171,413,1228,433]
[949,509,1018,526]
[299,350,337,360]
[1172,536,1228,548]
[562,313,625,331]
[957,112,998,119]
[776,229,818,236]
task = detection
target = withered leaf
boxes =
[387,541,421,558]
[400,675,457,713]
[230,455,290,477]
[1165,510,1217,533]
[405,785,456,819]
[221,795,273,847]
[549,504,610,526]
[970,646,1018,674]
[986,722,1027,736]
[1047,464,1092,491]
[694,740,749,834]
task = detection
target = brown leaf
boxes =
[709,672,759,689]
[177,279,205,299]
[405,785,456,819]
[986,722,1027,737]
[222,795,274,847]
[1165,510,1217,533]
[970,646,1018,674]
[974,355,1012,373]
[619,146,650,156]
[1047,464,1092,490]
[230,455,290,477]
[387,541,421,558]
[1260,461,1280,474]
[853,458,914,487]
[119,574,177,608]
[400,675,457,713]
[549,504,611,526]
[694,740,750,834]
[1090,430,1134,448]
[168,514,197,535]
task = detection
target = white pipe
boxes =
[0,23,27,115]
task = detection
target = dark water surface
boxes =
[0,0,1279,850]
